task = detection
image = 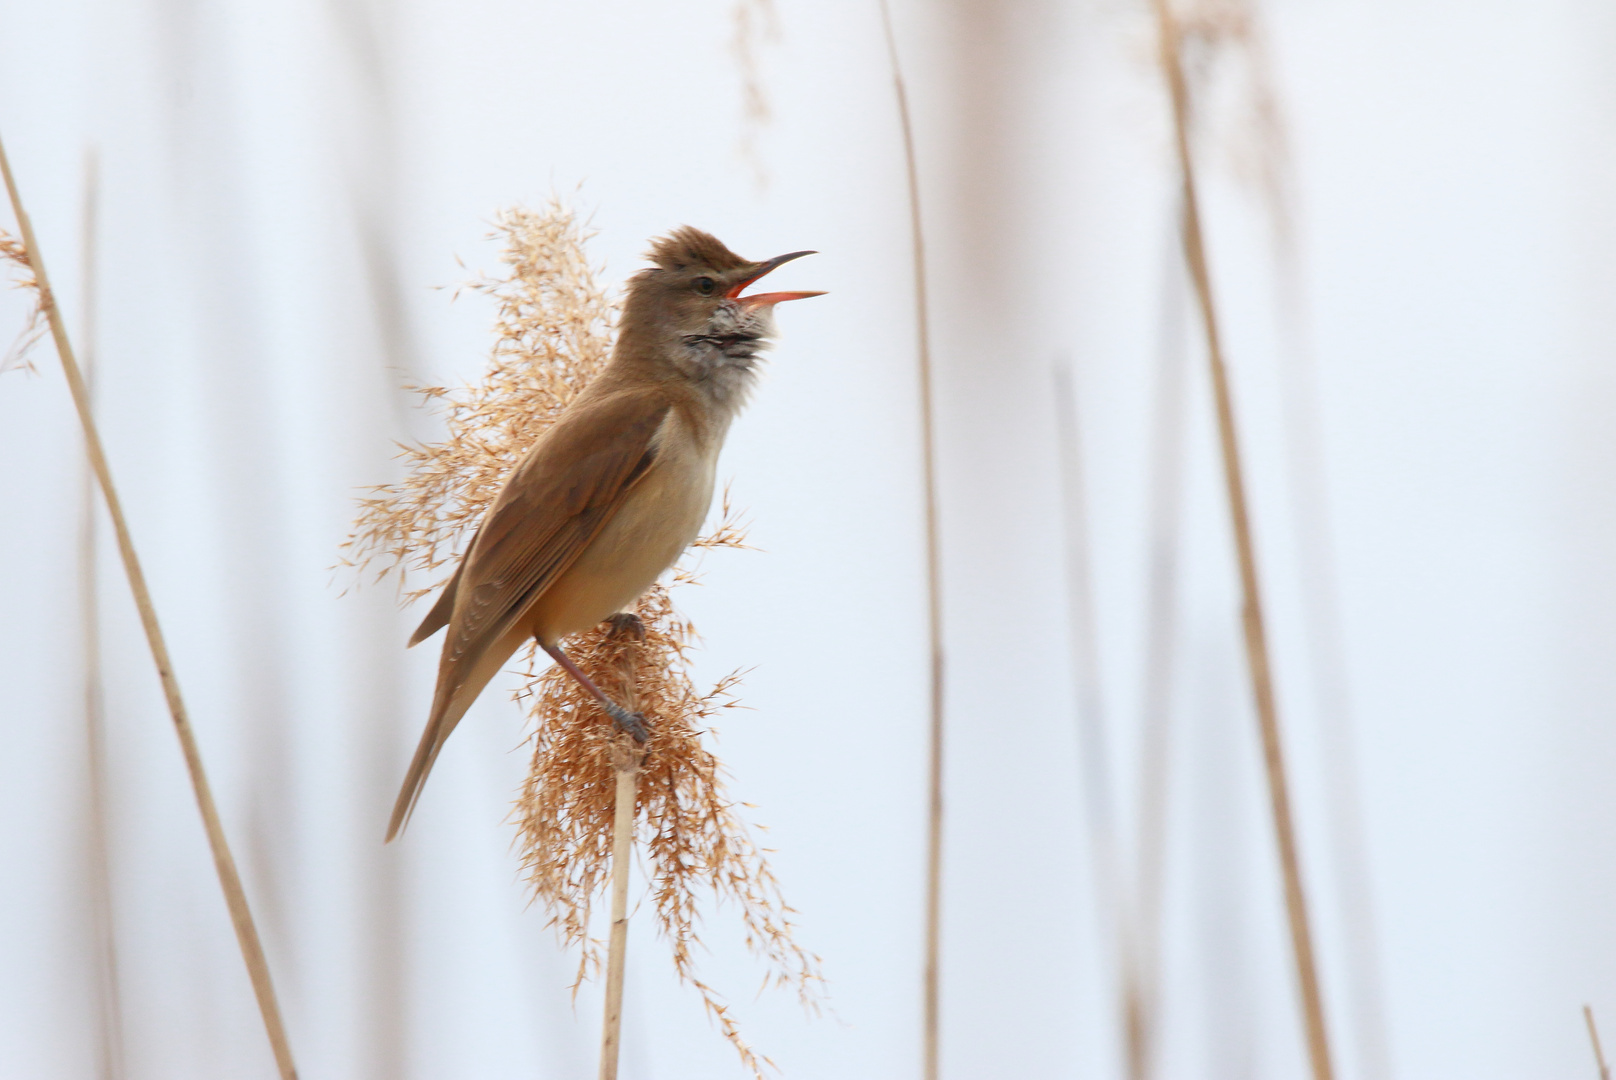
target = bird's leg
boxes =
[541,640,649,743]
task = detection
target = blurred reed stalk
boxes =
[1174,4,1390,1069]
[1051,359,1136,1072]
[1147,5,1337,1080]
[1217,3,1393,1066]
[77,146,126,1080]
[1125,225,1193,1080]
[1588,1006,1612,1080]
[876,4,947,1077]
[0,132,299,1080]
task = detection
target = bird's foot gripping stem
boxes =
[604,702,650,744]
[600,615,648,740]
[541,639,650,744]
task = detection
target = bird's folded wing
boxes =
[408,531,474,646]
[445,392,670,664]
[386,392,672,842]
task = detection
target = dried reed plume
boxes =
[730,0,780,188]
[345,201,822,1076]
[1170,0,1292,241]
[0,226,44,373]
[345,205,614,598]
[513,582,819,1076]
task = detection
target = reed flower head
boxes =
[0,227,44,374]
[731,0,780,189]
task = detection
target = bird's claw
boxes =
[605,702,650,743]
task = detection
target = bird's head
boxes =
[619,227,821,396]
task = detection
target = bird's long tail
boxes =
[386,625,530,841]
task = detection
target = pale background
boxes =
[2,1,1615,1078]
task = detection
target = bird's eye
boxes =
[694,276,716,296]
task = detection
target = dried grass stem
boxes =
[1149,6,1336,1079]
[876,5,947,1078]
[1588,1005,1612,1080]
[0,131,298,1080]
[598,756,639,1080]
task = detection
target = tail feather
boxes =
[386,624,529,841]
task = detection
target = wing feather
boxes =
[408,541,472,647]
[386,390,670,840]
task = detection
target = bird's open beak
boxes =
[728,250,826,309]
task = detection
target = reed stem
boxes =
[1147,6,1336,1079]
[875,5,946,1077]
[1053,360,1143,1077]
[1587,1005,1611,1080]
[598,758,639,1080]
[1125,224,1193,1080]
[77,146,127,1080]
[0,131,298,1080]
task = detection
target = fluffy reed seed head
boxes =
[514,580,821,1077]
[343,201,615,598]
[1169,0,1292,239]
[344,201,822,1076]
[0,227,44,374]
[730,0,780,188]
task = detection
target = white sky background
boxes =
[2,1,1615,1078]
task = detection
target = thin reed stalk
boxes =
[1126,222,1193,1080]
[1588,1006,1612,1080]
[1051,360,1137,1074]
[598,754,640,1080]
[77,147,126,1080]
[876,4,946,1077]
[1177,3,1392,1067]
[1257,62,1393,1080]
[1147,6,1336,1080]
[0,132,299,1080]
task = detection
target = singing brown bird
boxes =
[387,228,821,840]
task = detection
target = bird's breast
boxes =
[527,409,721,642]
